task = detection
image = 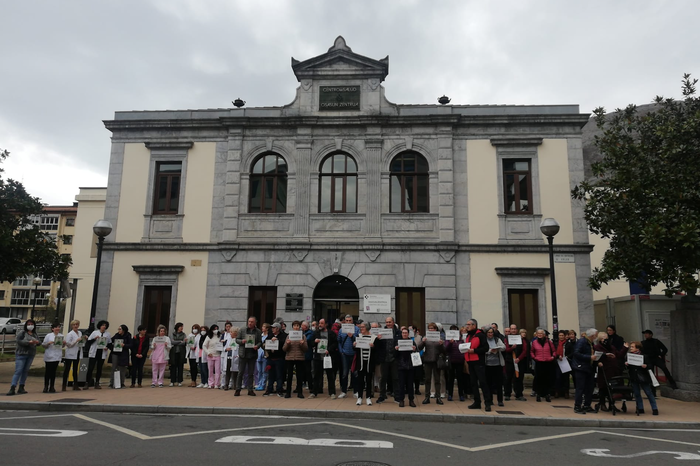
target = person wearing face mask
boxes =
[196,326,209,388]
[130,325,149,388]
[42,323,64,393]
[7,319,41,396]
[150,325,172,387]
[169,322,186,387]
[85,320,112,390]
[203,324,222,389]
[186,324,200,387]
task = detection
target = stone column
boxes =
[293,139,312,237]
[437,127,455,242]
[223,129,243,242]
[365,138,382,237]
[667,301,700,401]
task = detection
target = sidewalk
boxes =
[1,361,698,429]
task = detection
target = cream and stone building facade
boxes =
[87,37,593,335]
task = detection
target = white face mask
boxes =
[27,325,35,331]
[213,330,219,335]
[192,329,198,334]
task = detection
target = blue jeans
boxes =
[12,354,35,386]
[256,358,268,388]
[632,382,658,410]
[339,353,355,394]
[267,359,285,393]
[198,361,209,385]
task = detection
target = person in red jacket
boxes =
[530,328,557,402]
[463,319,492,412]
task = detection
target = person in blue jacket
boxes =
[571,328,600,414]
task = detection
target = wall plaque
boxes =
[319,86,360,111]
[285,293,303,312]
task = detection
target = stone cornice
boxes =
[490,137,543,146]
[144,141,194,150]
[105,242,593,254]
[495,267,550,276]
[132,265,185,274]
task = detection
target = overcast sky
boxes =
[1,0,698,206]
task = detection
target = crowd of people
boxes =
[6,316,674,416]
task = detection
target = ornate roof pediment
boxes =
[292,36,389,82]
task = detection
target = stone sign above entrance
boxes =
[319,86,360,111]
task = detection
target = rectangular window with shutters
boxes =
[153,162,182,214]
[248,286,277,325]
[508,289,539,336]
[395,288,425,331]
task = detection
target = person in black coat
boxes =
[393,327,417,407]
[310,318,338,398]
[641,330,677,389]
[108,324,131,389]
[571,328,600,414]
[130,325,150,387]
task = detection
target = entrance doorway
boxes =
[508,288,539,336]
[313,275,359,323]
[142,286,172,336]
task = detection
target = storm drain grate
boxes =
[337,463,392,466]
[496,410,524,415]
[51,398,94,403]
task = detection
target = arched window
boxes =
[390,151,429,213]
[249,154,287,213]
[319,153,357,213]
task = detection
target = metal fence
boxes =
[0,325,52,354]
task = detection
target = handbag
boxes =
[411,352,422,367]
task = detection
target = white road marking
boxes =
[469,430,599,452]
[582,449,700,460]
[216,435,392,448]
[72,414,149,440]
[0,427,86,437]
[599,430,700,448]
[148,420,329,440]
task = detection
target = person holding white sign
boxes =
[85,320,111,390]
[352,322,377,406]
[62,320,84,391]
[445,325,469,402]
[185,324,200,387]
[337,315,359,399]
[169,323,187,387]
[196,325,209,388]
[263,322,287,396]
[416,323,445,405]
[311,318,338,399]
[150,325,172,388]
[283,321,308,398]
[41,323,64,393]
[624,341,659,415]
[235,317,262,396]
[203,324,222,389]
[223,326,240,390]
[464,319,492,412]
[393,327,417,407]
[108,324,131,389]
[484,327,506,407]
[506,328,529,401]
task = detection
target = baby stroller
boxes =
[595,369,634,415]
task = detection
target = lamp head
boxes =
[540,218,560,237]
[93,219,113,238]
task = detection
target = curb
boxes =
[1,401,698,430]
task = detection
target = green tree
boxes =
[572,74,700,298]
[0,148,71,282]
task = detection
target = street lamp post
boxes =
[30,277,42,317]
[88,219,113,333]
[540,218,560,337]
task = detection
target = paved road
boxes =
[0,411,699,465]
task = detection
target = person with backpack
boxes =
[530,328,557,402]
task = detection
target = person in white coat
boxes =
[186,324,201,387]
[62,320,85,391]
[42,323,64,393]
[203,324,222,389]
[85,320,111,389]
[219,322,233,389]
